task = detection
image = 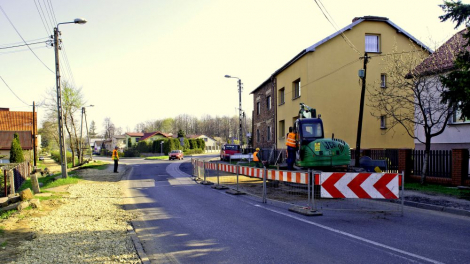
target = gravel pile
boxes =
[15,180,141,263]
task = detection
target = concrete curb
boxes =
[403,200,470,217]
[127,224,150,264]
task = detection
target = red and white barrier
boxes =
[320,172,400,199]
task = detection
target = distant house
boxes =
[413,29,470,150]
[112,135,127,150]
[187,135,219,152]
[124,131,172,148]
[0,108,37,163]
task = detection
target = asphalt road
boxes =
[110,156,470,264]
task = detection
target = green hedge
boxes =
[184,148,204,155]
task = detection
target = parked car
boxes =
[169,150,184,160]
[220,144,241,161]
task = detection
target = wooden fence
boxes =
[1,161,31,197]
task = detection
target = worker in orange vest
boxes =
[253,148,262,168]
[112,146,119,173]
[286,127,297,170]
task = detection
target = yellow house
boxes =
[275,16,431,149]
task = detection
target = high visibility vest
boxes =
[286,133,296,148]
[112,149,119,160]
[253,151,259,162]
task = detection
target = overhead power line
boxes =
[313,0,361,55]
[0,76,30,106]
[0,5,54,74]
[0,40,49,50]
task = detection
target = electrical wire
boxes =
[0,40,49,50]
[46,0,78,88]
[0,5,54,74]
[0,76,30,106]
[0,37,49,48]
[313,0,361,55]
[34,0,51,36]
[0,46,48,56]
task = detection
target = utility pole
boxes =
[80,107,84,164]
[355,53,369,167]
[238,78,243,146]
[84,108,92,161]
[54,26,68,178]
[32,101,37,167]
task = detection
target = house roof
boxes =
[0,131,33,150]
[0,108,37,134]
[250,16,433,94]
[413,29,469,76]
[138,131,172,141]
[125,132,144,137]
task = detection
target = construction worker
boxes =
[286,126,297,170]
[253,148,262,168]
[112,146,119,173]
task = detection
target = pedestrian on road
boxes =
[112,146,119,173]
[253,148,263,168]
[286,126,297,170]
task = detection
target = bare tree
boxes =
[43,81,85,166]
[368,43,458,184]
[103,117,116,139]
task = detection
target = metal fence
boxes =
[191,158,403,215]
[412,150,452,178]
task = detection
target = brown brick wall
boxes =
[252,78,276,149]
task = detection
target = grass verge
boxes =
[145,156,169,160]
[405,182,470,200]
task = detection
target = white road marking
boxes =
[254,204,443,264]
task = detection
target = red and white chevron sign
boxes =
[320,173,400,199]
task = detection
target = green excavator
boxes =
[293,103,351,169]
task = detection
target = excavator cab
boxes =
[294,118,324,146]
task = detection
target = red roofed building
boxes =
[124,131,172,149]
[0,108,37,163]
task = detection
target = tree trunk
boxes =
[420,137,431,185]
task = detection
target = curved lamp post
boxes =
[54,18,87,178]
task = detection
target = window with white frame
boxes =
[267,126,272,141]
[380,115,386,129]
[292,79,301,99]
[365,34,380,53]
[380,74,386,88]
[267,95,272,110]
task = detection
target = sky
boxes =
[1,0,468,135]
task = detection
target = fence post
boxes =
[8,170,15,195]
[308,169,311,209]
[398,149,412,181]
[3,169,7,197]
[236,164,239,192]
[451,149,469,186]
[262,166,267,203]
[217,162,220,186]
[401,171,405,216]
[203,161,206,182]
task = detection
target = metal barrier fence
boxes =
[191,158,404,215]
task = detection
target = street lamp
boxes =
[225,75,243,146]
[80,105,94,164]
[54,18,87,178]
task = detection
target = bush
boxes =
[137,141,151,153]
[51,150,73,163]
[183,138,190,151]
[9,133,24,163]
[184,148,204,155]
[196,138,205,151]
[124,148,140,157]
[189,139,198,149]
